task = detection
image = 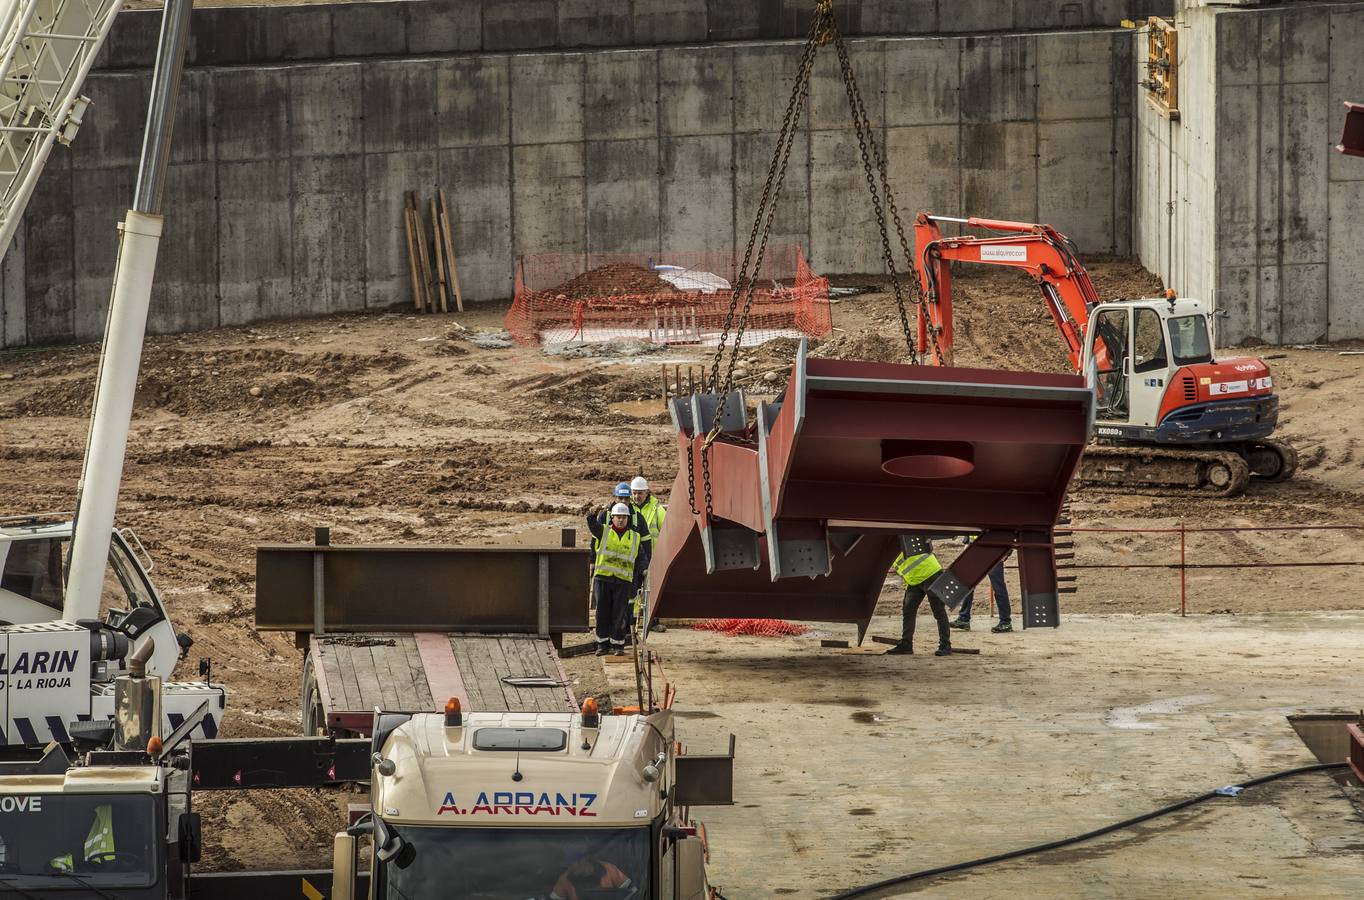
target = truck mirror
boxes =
[178,812,202,863]
[117,604,161,639]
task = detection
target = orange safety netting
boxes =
[504,245,832,347]
[691,618,810,638]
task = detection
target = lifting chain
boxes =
[688,0,947,520]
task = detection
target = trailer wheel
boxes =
[301,653,326,736]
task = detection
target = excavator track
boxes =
[1243,439,1299,483]
[1079,444,1252,497]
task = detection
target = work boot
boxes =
[884,640,914,655]
[992,621,1013,634]
[651,621,668,633]
[950,617,971,631]
[934,644,953,657]
[612,648,627,657]
[595,643,609,656]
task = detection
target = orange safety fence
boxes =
[504,244,832,347]
[691,618,810,637]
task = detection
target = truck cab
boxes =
[0,745,197,899]
[338,708,714,900]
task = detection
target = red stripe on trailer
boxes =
[415,632,468,712]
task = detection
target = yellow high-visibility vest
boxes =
[633,496,666,541]
[594,526,641,583]
[892,551,943,587]
[50,803,115,872]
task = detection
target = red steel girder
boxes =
[648,341,1091,632]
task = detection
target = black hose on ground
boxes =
[826,761,1350,899]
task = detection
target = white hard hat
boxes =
[610,502,631,517]
[630,476,649,492]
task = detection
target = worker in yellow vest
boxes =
[629,476,667,633]
[885,544,953,656]
[49,803,115,872]
[585,502,649,656]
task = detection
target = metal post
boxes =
[1179,521,1187,617]
[313,527,329,636]
[63,0,193,623]
[537,553,551,637]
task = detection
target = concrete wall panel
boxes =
[1279,81,1329,266]
[1216,265,1256,347]
[586,138,660,255]
[810,41,885,131]
[437,146,513,302]
[484,1,556,51]
[659,48,732,137]
[960,36,1036,124]
[512,143,585,254]
[961,122,1037,222]
[293,156,367,315]
[1329,181,1364,339]
[364,61,438,155]
[1328,9,1364,184]
[660,135,733,253]
[584,52,657,141]
[22,157,74,345]
[218,160,292,326]
[72,75,146,172]
[1038,120,1113,254]
[884,38,959,127]
[633,0,707,45]
[1279,263,1328,345]
[334,5,406,57]
[212,69,289,162]
[861,0,938,34]
[810,129,883,273]
[149,163,220,335]
[289,64,365,158]
[437,57,511,148]
[1,229,24,346]
[734,45,809,134]
[1281,6,1331,86]
[887,124,961,225]
[558,0,631,48]
[70,166,133,341]
[1037,31,1113,122]
[364,150,438,308]
[510,54,584,145]
[734,131,810,258]
[1214,84,1257,269]
[1258,264,1282,345]
[407,0,483,54]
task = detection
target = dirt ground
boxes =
[3,259,1363,876]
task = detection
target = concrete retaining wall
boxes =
[1135,0,1364,345]
[0,28,1135,347]
[97,0,1173,66]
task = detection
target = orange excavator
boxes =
[912,213,1297,496]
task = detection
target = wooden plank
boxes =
[415,632,467,711]
[402,194,425,312]
[513,638,573,712]
[449,635,484,712]
[455,635,504,712]
[369,644,402,711]
[412,192,436,313]
[398,635,436,709]
[314,640,342,711]
[438,188,464,313]
[487,638,525,711]
[349,643,385,712]
[429,196,449,313]
[339,645,364,713]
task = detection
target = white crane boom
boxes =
[0,0,124,259]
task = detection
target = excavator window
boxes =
[1091,307,1130,419]
[1133,308,1168,374]
[1169,315,1213,366]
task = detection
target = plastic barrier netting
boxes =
[690,618,810,638]
[504,245,832,347]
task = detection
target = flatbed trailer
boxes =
[254,532,592,736]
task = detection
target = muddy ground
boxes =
[2,259,1362,871]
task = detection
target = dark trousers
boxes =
[958,563,1012,623]
[594,577,633,647]
[903,584,951,649]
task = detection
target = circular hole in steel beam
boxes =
[880,440,975,479]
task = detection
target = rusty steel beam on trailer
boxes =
[189,736,370,789]
[255,543,593,634]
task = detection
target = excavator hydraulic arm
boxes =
[912,214,1102,371]
[647,341,1093,637]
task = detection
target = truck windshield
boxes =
[1168,314,1213,366]
[0,793,158,890]
[379,825,649,900]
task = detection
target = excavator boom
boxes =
[912,213,1101,369]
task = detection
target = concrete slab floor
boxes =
[645,612,1364,898]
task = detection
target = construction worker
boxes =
[550,856,633,900]
[629,475,667,633]
[597,482,649,540]
[951,537,1014,633]
[49,802,115,872]
[885,543,952,656]
[585,502,650,656]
